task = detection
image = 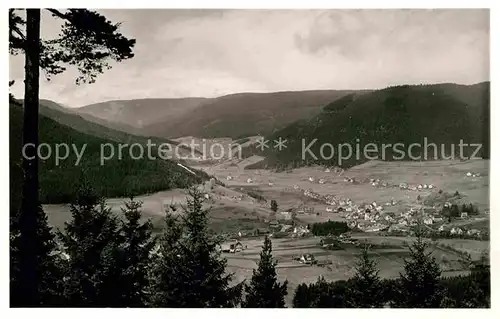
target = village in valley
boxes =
[153,154,489,303]
[41,144,490,305]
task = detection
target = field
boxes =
[223,235,486,306]
[43,158,489,306]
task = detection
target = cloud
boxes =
[9,9,489,107]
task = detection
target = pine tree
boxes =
[466,251,490,308]
[149,187,242,307]
[58,185,124,306]
[117,197,156,307]
[393,227,443,308]
[293,283,311,307]
[313,277,350,308]
[9,9,135,305]
[10,205,65,307]
[242,236,288,308]
[345,245,383,308]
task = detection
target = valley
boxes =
[8,8,490,308]
[16,82,488,307]
[42,156,490,305]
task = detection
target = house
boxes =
[293,226,310,236]
[246,178,253,184]
[268,182,274,186]
[220,243,232,253]
[432,216,443,222]
[293,185,299,190]
[450,227,464,235]
[233,241,244,252]
[281,224,293,232]
[467,229,480,236]
[308,177,315,182]
[428,184,434,189]
[326,207,333,213]
[423,217,433,225]
[226,176,233,181]
[461,212,468,219]
[466,172,472,177]
[299,254,316,264]
[319,179,325,184]
[438,225,445,231]
[325,168,331,173]
[302,206,315,214]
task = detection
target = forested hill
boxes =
[245,82,490,169]
[9,100,207,207]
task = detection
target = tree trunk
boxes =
[19,8,41,307]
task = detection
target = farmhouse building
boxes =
[423,217,433,225]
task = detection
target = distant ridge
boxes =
[73,90,357,139]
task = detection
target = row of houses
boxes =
[438,225,482,236]
[339,176,436,192]
[344,204,449,233]
[399,182,436,191]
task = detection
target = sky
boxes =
[9,9,490,107]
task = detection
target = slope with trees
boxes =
[10,100,206,205]
[246,82,490,169]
